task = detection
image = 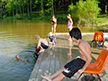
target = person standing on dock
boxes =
[51,15,57,36]
[41,27,92,81]
[67,14,73,41]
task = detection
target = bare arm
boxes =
[49,40,54,45]
[37,39,41,49]
[69,18,73,26]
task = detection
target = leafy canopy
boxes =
[68,0,101,26]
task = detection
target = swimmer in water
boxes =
[16,55,27,62]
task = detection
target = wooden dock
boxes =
[29,34,108,81]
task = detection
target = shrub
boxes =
[68,0,101,26]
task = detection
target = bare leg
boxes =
[53,73,65,81]
[39,46,45,53]
[54,25,56,36]
[49,67,65,79]
[52,26,54,34]
[39,49,45,53]
[41,73,65,81]
[41,67,65,80]
[68,28,72,41]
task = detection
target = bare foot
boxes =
[41,75,52,81]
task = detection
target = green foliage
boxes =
[34,0,54,15]
[0,0,106,26]
[68,0,101,26]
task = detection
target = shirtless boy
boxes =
[41,27,92,81]
[35,35,49,54]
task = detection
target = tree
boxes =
[104,0,107,14]
[68,0,101,26]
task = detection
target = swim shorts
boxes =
[62,58,86,78]
[41,43,49,49]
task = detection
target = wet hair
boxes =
[15,55,17,58]
[35,35,40,39]
[15,55,19,58]
[69,27,82,40]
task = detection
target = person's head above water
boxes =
[69,27,82,40]
[16,55,20,60]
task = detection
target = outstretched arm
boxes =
[21,58,27,62]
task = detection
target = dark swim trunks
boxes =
[62,58,86,78]
[41,43,49,49]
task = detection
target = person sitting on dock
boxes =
[35,35,49,54]
[48,32,56,45]
[41,27,92,81]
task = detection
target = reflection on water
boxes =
[67,41,72,62]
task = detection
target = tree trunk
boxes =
[22,1,24,15]
[13,8,14,17]
[41,0,44,16]
[30,0,32,17]
[0,3,2,17]
[105,5,107,13]
[15,0,18,17]
[27,3,29,16]
[20,0,22,15]
[52,0,54,15]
